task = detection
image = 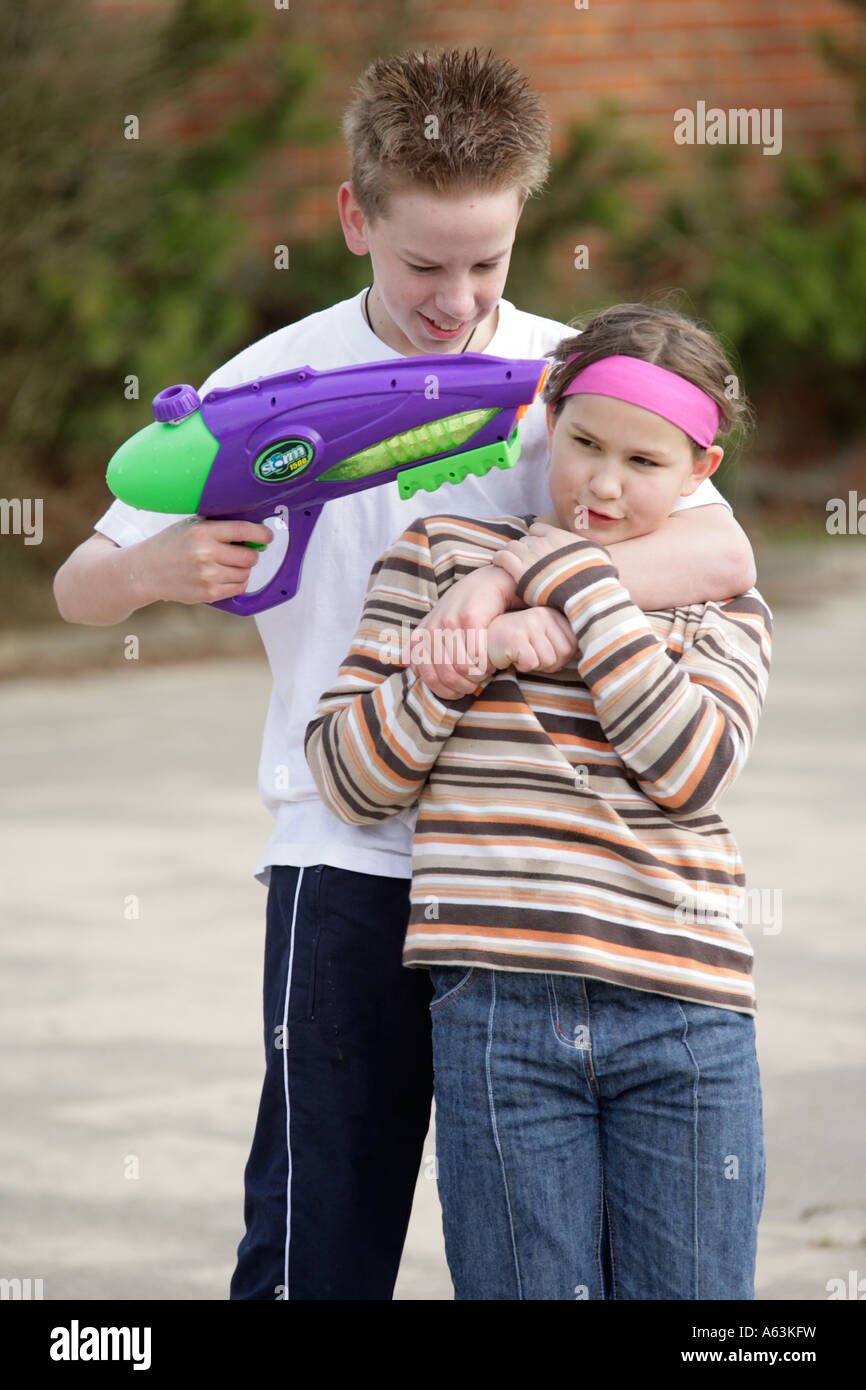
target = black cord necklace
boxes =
[364,285,478,353]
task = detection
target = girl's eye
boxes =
[571,437,659,466]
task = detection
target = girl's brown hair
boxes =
[543,300,753,455]
[341,48,551,223]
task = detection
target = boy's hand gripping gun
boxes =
[105,353,548,615]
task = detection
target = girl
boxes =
[304,302,772,1300]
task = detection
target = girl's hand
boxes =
[486,606,578,674]
[410,563,524,699]
[491,521,603,586]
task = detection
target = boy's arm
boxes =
[496,532,772,815]
[410,504,755,697]
[304,521,495,825]
[53,344,279,625]
[53,519,274,625]
[606,504,756,610]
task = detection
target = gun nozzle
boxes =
[515,367,549,423]
[516,364,549,421]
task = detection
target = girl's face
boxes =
[545,394,724,543]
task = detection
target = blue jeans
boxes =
[430,967,765,1300]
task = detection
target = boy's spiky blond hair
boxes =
[341,47,551,222]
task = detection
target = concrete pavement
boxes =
[1,570,864,1300]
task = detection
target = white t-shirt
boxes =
[94,288,731,884]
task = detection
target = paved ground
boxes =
[1,562,865,1301]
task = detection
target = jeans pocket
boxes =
[429,965,481,1014]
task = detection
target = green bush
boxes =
[0,0,339,499]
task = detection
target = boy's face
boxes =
[544,395,723,543]
[339,181,523,355]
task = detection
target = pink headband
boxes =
[561,353,720,447]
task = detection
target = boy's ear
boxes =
[338,181,371,256]
[681,444,724,495]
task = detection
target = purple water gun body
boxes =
[106,353,549,615]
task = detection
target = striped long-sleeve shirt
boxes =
[304,513,773,1015]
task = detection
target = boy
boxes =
[53,49,755,1301]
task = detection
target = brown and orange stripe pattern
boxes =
[305,515,773,1016]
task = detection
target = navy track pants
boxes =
[229,864,434,1300]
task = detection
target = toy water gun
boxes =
[105,353,548,615]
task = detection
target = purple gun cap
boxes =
[153,383,201,424]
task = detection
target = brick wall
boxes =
[93,0,863,242]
